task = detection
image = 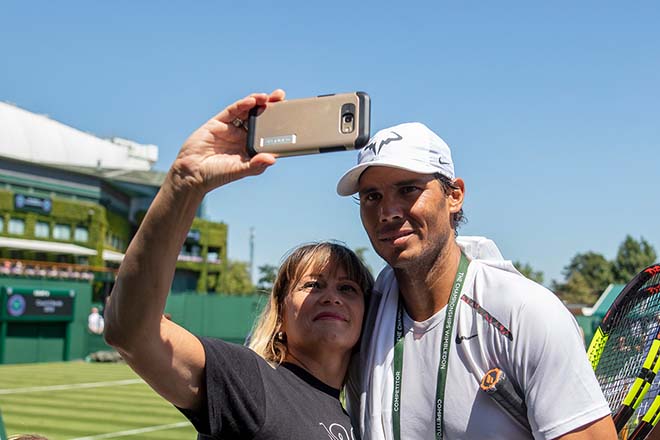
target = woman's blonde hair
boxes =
[248,241,374,364]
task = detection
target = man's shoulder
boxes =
[470,259,547,293]
[467,260,562,312]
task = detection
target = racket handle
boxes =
[615,405,635,432]
[480,368,531,432]
[629,422,653,440]
[628,394,660,440]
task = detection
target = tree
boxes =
[257,264,278,293]
[220,260,254,295]
[512,261,544,284]
[554,271,595,305]
[553,252,614,305]
[613,235,657,283]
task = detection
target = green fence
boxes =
[165,293,268,344]
[85,293,268,353]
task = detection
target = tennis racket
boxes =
[628,392,660,440]
[587,263,660,434]
[480,367,531,433]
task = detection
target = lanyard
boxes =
[392,252,469,440]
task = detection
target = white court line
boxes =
[70,422,191,440]
[0,378,144,395]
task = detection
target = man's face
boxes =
[357,167,463,269]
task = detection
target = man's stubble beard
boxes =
[373,227,453,280]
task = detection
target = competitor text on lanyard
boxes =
[392,252,469,440]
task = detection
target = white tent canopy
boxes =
[0,236,97,256]
[0,237,189,265]
[102,249,125,262]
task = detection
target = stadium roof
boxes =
[0,101,158,171]
[0,154,166,198]
[51,164,167,188]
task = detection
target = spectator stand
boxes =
[0,258,100,282]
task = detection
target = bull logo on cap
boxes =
[364,131,403,156]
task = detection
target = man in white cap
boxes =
[338,123,615,439]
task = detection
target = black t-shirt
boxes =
[179,337,356,440]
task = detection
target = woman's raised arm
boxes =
[103,90,285,410]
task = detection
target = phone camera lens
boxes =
[341,111,355,133]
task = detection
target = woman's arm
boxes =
[103,90,285,410]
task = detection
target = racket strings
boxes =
[621,273,660,436]
[595,273,660,413]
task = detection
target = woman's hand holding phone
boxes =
[170,89,286,195]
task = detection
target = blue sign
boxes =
[14,194,52,214]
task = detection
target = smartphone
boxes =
[246,92,370,157]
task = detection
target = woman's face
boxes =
[281,261,365,360]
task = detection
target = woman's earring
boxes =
[276,331,287,343]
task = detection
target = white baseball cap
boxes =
[336,122,455,196]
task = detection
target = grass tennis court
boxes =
[0,361,197,439]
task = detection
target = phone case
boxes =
[246,92,370,157]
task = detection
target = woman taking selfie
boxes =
[103,90,373,439]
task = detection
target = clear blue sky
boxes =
[2,1,659,286]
